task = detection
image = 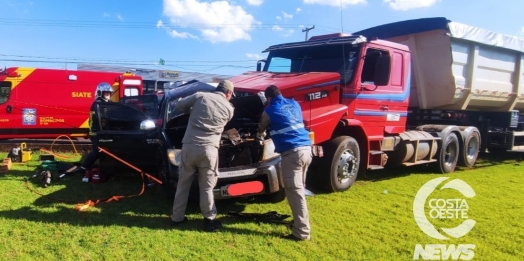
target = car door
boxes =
[95,97,161,175]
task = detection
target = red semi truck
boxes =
[229,17,524,192]
[0,67,143,139]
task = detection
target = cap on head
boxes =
[217,80,235,97]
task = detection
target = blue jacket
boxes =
[265,95,311,153]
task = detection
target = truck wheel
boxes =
[437,132,459,173]
[459,131,480,168]
[320,136,360,192]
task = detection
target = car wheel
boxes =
[156,148,175,199]
[267,189,286,203]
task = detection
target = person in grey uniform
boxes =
[171,80,235,232]
[257,85,312,241]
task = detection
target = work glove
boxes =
[256,132,266,140]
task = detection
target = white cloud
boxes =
[117,14,124,21]
[169,30,198,39]
[163,0,257,43]
[303,0,366,7]
[157,19,198,39]
[296,7,302,13]
[272,25,294,37]
[282,11,293,19]
[246,53,263,60]
[283,29,294,37]
[246,0,263,6]
[384,0,440,11]
[276,16,282,20]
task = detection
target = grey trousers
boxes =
[171,144,219,222]
[281,146,312,240]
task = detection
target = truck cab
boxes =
[230,34,416,192]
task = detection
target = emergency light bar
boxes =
[123,79,141,85]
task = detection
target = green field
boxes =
[0,150,522,260]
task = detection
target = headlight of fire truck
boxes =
[167,149,182,166]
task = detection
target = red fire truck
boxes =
[0,67,143,139]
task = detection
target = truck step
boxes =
[369,165,384,170]
[402,159,437,166]
[369,150,384,155]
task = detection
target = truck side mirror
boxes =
[256,59,266,72]
[374,55,391,86]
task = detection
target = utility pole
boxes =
[302,25,315,41]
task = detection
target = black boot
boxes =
[203,218,223,232]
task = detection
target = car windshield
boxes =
[119,95,160,119]
[165,81,217,122]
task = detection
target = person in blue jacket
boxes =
[257,85,312,241]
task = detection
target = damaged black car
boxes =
[94,81,285,202]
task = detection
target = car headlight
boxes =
[262,139,279,161]
[167,148,182,166]
[140,119,156,130]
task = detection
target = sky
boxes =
[1,0,523,76]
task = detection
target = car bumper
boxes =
[167,155,282,200]
[213,156,282,200]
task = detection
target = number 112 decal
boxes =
[306,91,328,101]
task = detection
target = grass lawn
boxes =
[0,150,523,260]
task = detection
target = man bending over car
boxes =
[170,80,235,232]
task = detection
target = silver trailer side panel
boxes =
[355,17,524,111]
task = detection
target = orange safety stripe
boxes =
[10,68,36,91]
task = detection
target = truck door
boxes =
[0,81,15,134]
[94,98,159,175]
[353,45,408,134]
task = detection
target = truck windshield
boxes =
[264,44,360,80]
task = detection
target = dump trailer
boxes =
[0,67,143,139]
[354,17,524,153]
[229,17,524,193]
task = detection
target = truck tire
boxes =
[319,136,360,192]
[437,132,459,173]
[459,130,480,168]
